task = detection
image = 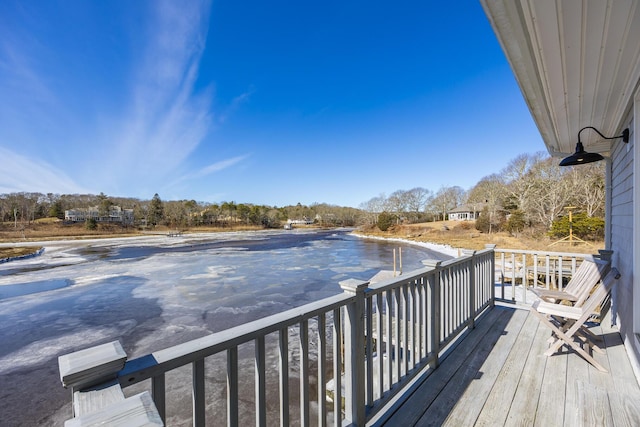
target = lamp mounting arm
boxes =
[578,126,630,144]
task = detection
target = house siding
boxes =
[609,110,640,378]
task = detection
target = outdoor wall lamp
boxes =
[559,126,630,166]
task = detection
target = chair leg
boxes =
[532,310,608,372]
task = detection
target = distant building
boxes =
[65,206,134,225]
[286,217,314,225]
[447,204,485,221]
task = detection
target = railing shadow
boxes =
[372,305,517,426]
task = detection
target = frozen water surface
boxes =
[0,229,453,426]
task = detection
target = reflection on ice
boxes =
[0,278,72,300]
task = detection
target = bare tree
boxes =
[429,186,466,221]
[567,162,605,217]
[525,157,572,228]
[405,187,432,221]
[467,174,506,233]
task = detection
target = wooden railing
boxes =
[55,245,502,426]
[494,248,612,304]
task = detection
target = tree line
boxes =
[359,152,606,239]
[0,152,606,238]
[0,191,361,229]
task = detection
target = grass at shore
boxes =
[357,221,604,254]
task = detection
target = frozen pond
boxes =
[0,229,454,426]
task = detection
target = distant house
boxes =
[65,206,134,225]
[447,204,485,221]
[286,217,314,226]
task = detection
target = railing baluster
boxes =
[227,347,239,426]
[423,260,441,369]
[558,256,564,289]
[299,320,309,426]
[522,253,527,303]
[500,251,506,299]
[279,328,289,427]
[365,296,373,406]
[375,293,384,398]
[533,254,539,289]
[317,315,327,427]
[408,279,416,371]
[394,286,401,383]
[151,373,166,424]
[511,252,516,302]
[193,359,205,427]
[402,283,409,376]
[463,251,476,328]
[384,289,392,390]
[332,308,342,426]
[419,277,426,359]
[546,255,551,289]
[255,336,267,427]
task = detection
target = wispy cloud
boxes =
[0,148,89,194]
[218,88,255,124]
[185,154,250,181]
[0,1,223,197]
[107,0,215,194]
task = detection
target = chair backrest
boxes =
[571,257,610,306]
[578,267,620,319]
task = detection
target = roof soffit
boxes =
[481,0,640,157]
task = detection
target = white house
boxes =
[65,206,134,225]
[482,0,640,381]
[447,203,485,221]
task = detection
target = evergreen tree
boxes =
[150,193,164,226]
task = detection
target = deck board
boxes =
[376,304,640,427]
[534,342,566,427]
[503,319,547,426]
[380,307,512,427]
[441,310,529,427]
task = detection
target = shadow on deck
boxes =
[376,304,640,426]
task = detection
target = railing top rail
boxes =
[119,292,354,385]
[367,266,433,293]
[366,247,495,294]
[494,248,597,259]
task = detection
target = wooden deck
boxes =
[376,304,640,426]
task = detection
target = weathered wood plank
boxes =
[379,306,511,427]
[576,380,614,426]
[598,322,640,426]
[414,307,527,426]
[504,319,547,426]
[534,335,567,427]
[564,349,590,427]
[470,312,539,427]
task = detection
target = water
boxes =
[0,229,453,426]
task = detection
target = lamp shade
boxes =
[559,142,604,166]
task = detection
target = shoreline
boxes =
[351,231,460,258]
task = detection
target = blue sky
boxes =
[0,1,544,208]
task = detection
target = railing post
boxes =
[462,250,476,329]
[422,260,441,369]
[485,245,496,307]
[339,278,369,427]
